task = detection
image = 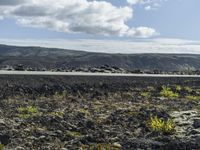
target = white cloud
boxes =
[1,38,200,54]
[127,0,143,5]
[0,0,26,6]
[127,27,159,38]
[139,0,168,5]
[144,5,152,10]
[127,0,168,10]
[0,0,157,38]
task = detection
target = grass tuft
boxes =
[148,116,175,134]
[17,106,38,118]
[160,86,179,99]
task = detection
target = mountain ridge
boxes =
[0,44,200,71]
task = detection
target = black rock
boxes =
[0,133,10,145]
[193,119,200,128]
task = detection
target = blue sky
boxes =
[0,0,200,53]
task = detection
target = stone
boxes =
[0,133,10,145]
[193,119,200,128]
[189,129,200,135]
[39,135,46,139]
[113,142,122,148]
[0,119,5,126]
[15,146,25,150]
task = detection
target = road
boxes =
[0,70,199,77]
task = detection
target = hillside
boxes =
[0,44,200,71]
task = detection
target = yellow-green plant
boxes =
[140,92,151,98]
[148,116,175,134]
[50,111,64,117]
[18,106,38,114]
[176,85,182,91]
[81,143,121,150]
[160,86,179,99]
[164,119,175,133]
[184,86,193,92]
[66,131,83,138]
[186,95,200,101]
[0,144,4,150]
[17,106,38,118]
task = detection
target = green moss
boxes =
[160,86,179,99]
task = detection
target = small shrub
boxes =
[160,86,179,99]
[148,116,175,134]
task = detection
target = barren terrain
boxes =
[0,75,200,149]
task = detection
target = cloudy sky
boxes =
[0,0,200,53]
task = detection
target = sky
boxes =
[0,0,200,53]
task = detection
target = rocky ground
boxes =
[0,76,200,149]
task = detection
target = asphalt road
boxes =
[0,70,199,77]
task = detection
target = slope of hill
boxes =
[0,44,200,71]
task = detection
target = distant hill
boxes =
[0,44,200,71]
